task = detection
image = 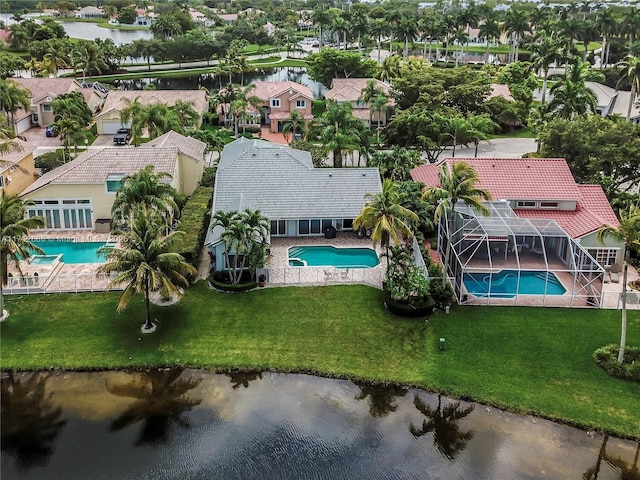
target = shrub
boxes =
[174,186,213,267]
[35,150,66,173]
[593,345,640,382]
[209,270,257,292]
[200,166,216,187]
[427,263,455,307]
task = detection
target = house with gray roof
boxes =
[204,138,382,271]
[21,131,205,231]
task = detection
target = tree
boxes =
[1,193,45,319]
[367,147,423,181]
[117,6,137,25]
[282,109,306,143]
[478,17,501,65]
[0,78,30,130]
[150,13,183,40]
[595,9,618,67]
[309,100,366,168]
[171,100,199,129]
[119,96,144,145]
[353,178,418,260]
[98,207,197,333]
[370,94,391,144]
[354,381,408,418]
[111,165,181,228]
[596,206,640,364]
[549,57,603,119]
[131,103,183,140]
[503,8,530,63]
[422,162,491,286]
[616,55,640,122]
[466,114,498,157]
[530,36,565,105]
[360,79,386,129]
[306,49,378,87]
[71,42,108,80]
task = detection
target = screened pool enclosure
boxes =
[437,201,605,307]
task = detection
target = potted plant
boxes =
[258,274,266,287]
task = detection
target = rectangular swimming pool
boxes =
[30,240,109,264]
[288,246,379,268]
[463,270,566,298]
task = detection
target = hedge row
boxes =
[175,186,214,267]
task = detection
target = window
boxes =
[587,248,619,266]
[310,219,321,234]
[296,100,306,108]
[28,198,92,230]
[0,176,4,187]
[540,201,559,209]
[270,98,281,108]
[42,104,52,112]
[106,174,124,193]
[270,220,286,236]
[343,219,353,230]
[298,220,309,235]
[516,201,536,208]
[322,219,333,230]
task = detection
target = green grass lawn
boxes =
[1,283,639,437]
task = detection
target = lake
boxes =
[2,370,638,479]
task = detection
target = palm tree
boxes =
[616,55,640,122]
[0,78,30,130]
[52,117,82,159]
[549,57,603,119]
[370,18,389,63]
[71,43,108,80]
[1,192,45,319]
[503,8,531,63]
[310,100,366,168]
[98,208,197,333]
[353,178,418,260]
[596,205,640,364]
[422,162,491,287]
[595,9,619,67]
[409,394,475,460]
[621,8,640,54]
[282,110,306,143]
[397,15,419,59]
[171,100,199,129]
[478,17,502,65]
[530,36,564,105]
[370,94,391,144]
[133,103,183,139]
[111,165,180,228]
[119,96,144,145]
[312,8,332,50]
[360,79,385,128]
[106,368,202,445]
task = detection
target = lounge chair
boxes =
[610,263,622,283]
[324,269,334,280]
[340,268,350,280]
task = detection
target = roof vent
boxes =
[275,153,279,157]
[362,173,366,176]
[527,165,531,168]
[252,153,256,156]
[491,164,495,167]
[329,174,333,177]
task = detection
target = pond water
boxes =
[2,370,638,480]
[114,67,328,98]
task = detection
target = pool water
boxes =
[30,255,60,265]
[289,246,379,268]
[463,270,566,298]
[30,240,108,264]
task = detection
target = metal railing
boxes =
[266,266,384,288]
[3,273,119,294]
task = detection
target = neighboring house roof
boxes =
[585,81,617,109]
[248,81,314,102]
[325,78,395,104]
[13,78,79,103]
[95,90,208,120]
[0,140,35,174]
[216,13,238,21]
[21,131,201,196]
[410,157,619,238]
[75,6,104,14]
[205,138,382,245]
[608,89,640,119]
[516,185,619,238]
[489,84,514,101]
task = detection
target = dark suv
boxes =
[113,128,131,145]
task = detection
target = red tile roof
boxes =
[411,158,619,238]
[248,81,313,101]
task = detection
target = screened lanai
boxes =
[438,201,605,307]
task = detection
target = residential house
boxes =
[324,78,395,128]
[0,140,36,196]
[74,6,105,18]
[585,81,640,123]
[9,78,106,135]
[21,131,206,231]
[189,8,213,27]
[217,82,314,134]
[411,157,624,266]
[204,138,382,271]
[135,9,155,26]
[94,90,208,135]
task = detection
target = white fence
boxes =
[266,266,384,288]
[3,273,119,294]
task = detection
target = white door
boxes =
[16,116,31,134]
[101,121,122,134]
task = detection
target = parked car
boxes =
[113,128,131,145]
[45,125,58,137]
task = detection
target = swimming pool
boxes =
[288,246,379,268]
[30,240,109,264]
[463,270,566,298]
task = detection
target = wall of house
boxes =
[0,153,36,196]
[95,110,123,134]
[176,152,203,196]
[579,231,624,250]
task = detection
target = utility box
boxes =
[439,337,446,351]
[95,218,111,234]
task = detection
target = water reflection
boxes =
[226,370,264,390]
[583,434,640,479]
[354,381,408,417]
[0,372,66,468]
[409,393,475,460]
[106,368,201,445]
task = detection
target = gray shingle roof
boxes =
[205,138,382,245]
[145,130,206,161]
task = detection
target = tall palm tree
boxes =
[133,103,183,140]
[530,36,565,105]
[370,18,389,63]
[171,100,199,129]
[478,17,502,65]
[595,9,619,67]
[353,178,418,260]
[422,161,492,286]
[98,208,197,333]
[282,110,306,143]
[71,43,108,81]
[397,15,419,59]
[0,78,30,131]
[621,8,640,55]
[549,57,603,119]
[503,8,530,63]
[409,394,475,460]
[309,100,366,168]
[361,79,386,128]
[119,96,144,145]
[616,55,640,122]
[597,205,640,364]
[312,8,332,50]
[1,192,45,319]
[370,94,391,144]
[466,114,498,157]
[111,165,180,228]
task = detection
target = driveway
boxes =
[20,127,63,147]
[436,138,538,160]
[92,134,120,147]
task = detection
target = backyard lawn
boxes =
[1,282,638,438]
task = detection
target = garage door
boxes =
[16,116,31,135]
[101,121,122,134]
